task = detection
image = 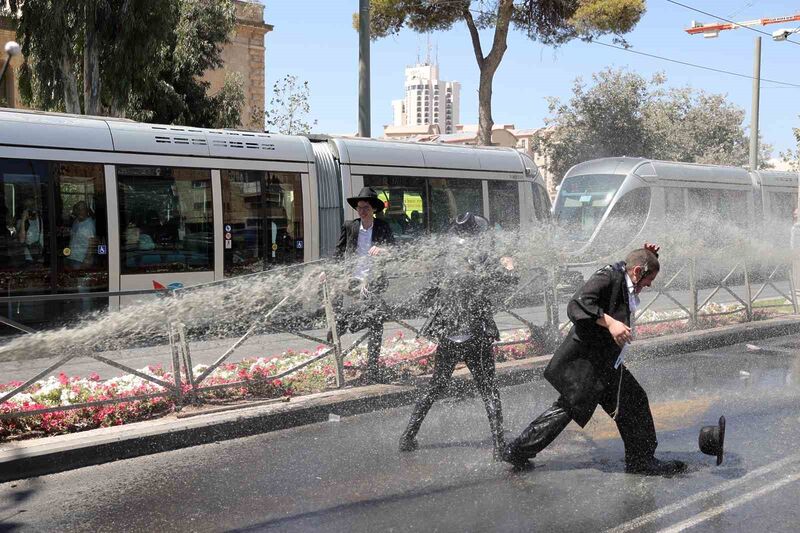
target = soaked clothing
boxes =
[333,217,395,382]
[401,256,517,454]
[508,262,658,465]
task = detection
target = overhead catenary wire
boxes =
[591,40,800,89]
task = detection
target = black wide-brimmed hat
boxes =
[451,212,489,235]
[699,415,726,466]
[347,187,385,213]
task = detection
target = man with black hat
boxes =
[502,243,687,476]
[333,187,395,383]
[399,212,517,459]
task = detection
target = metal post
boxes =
[749,36,761,171]
[743,257,753,321]
[322,281,345,388]
[689,258,698,328]
[167,323,183,408]
[177,322,195,391]
[358,0,371,137]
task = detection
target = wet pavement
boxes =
[2,334,800,532]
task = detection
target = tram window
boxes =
[664,187,686,221]
[530,183,551,222]
[596,188,651,251]
[55,163,108,316]
[428,178,483,233]
[117,166,213,274]
[768,192,795,222]
[688,188,748,227]
[221,170,304,276]
[0,159,50,296]
[488,181,520,229]
[554,174,625,242]
[363,175,427,242]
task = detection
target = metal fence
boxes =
[1,254,796,421]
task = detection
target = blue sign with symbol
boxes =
[224,224,232,232]
[296,240,304,249]
[97,244,108,255]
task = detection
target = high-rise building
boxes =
[388,63,460,135]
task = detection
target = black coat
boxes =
[335,218,395,258]
[334,218,395,293]
[543,262,631,427]
[419,256,517,347]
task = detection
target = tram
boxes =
[0,108,551,330]
[553,157,799,255]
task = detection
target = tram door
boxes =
[0,159,109,330]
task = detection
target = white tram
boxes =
[0,108,550,330]
[553,157,799,255]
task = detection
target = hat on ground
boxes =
[347,187,385,213]
[451,212,489,235]
[699,415,726,466]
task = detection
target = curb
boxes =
[3,316,800,483]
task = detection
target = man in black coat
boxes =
[502,244,687,476]
[399,213,517,459]
[333,187,395,383]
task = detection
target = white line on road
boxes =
[657,469,800,533]
[606,453,800,533]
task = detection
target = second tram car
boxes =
[0,108,550,330]
[553,157,799,255]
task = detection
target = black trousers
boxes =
[510,366,658,463]
[336,304,384,381]
[401,340,504,448]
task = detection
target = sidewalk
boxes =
[2,316,800,483]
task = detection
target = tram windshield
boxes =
[554,173,625,242]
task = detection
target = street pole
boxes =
[358,0,371,138]
[749,36,761,171]
[0,41,21,87]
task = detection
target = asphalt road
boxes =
[0,280,792,384]
[2,335,800,532]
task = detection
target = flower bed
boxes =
[0,303,787,441]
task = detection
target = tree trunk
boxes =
[83,1,101,115]
[464,0,513,146]
[60,41,81,114]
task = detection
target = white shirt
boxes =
[353,221,374,281]
[69,217,96,263]
[615,271,640,369]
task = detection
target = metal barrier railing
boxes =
[1,255,796,421]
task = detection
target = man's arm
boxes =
[566,268,612,324]
[334,222,350,259]
[595,313,631,347]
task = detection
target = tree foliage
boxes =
[12,0,244,128]
[534,68,772,183]
[362,0,645,145]
[265,75,317,135]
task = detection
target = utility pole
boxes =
[358,0,370,138]
[749,37,761,171]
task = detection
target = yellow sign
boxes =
[272,243,278,251]
[63,247,71,257]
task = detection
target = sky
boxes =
[260,0,800,156]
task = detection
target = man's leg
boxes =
[464,343,505,459]
[399,347,459,451]
[600,367,684,475]
[503,396,572,468]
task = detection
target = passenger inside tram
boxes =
[15,196,44,265]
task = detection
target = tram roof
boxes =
[0,108,313,163]
[329,137,529,175]
[566,157,757,186]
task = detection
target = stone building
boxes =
[0,0,270,130]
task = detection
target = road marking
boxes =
[657,469,800,533]
[606,452,800,533]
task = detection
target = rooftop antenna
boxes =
[435,40,439,66]
[426,33,432,64]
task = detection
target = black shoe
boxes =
[501,444,534,470]
[625,456,687,476]
[399,436,418,452]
